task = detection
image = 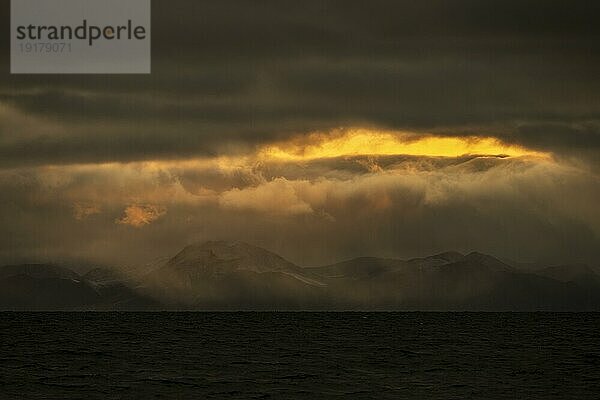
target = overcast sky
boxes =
[0,0,598,267]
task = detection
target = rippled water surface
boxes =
[1,312,600,399]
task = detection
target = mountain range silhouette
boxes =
[2,241,599,310]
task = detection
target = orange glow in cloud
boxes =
[116,204,167,227]
[40,128,549,177]
[259,129,549,161]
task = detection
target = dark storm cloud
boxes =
[511,122,600,156]
[0,0,599,268]
[1,1,600,166]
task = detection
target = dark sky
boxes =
[0,0,598,267]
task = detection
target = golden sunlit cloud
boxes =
[220,178,313,215]
[116,204,167,227]
[28,127,560,223]
[34,128,550,177]
[259,128,549,161]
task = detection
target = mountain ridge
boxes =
[1,241,599,310]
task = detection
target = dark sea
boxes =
[1,313,599,399]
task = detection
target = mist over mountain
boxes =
[1,241,599,311]
[0,264,156,310]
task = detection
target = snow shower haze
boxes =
[10,0,150,73]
